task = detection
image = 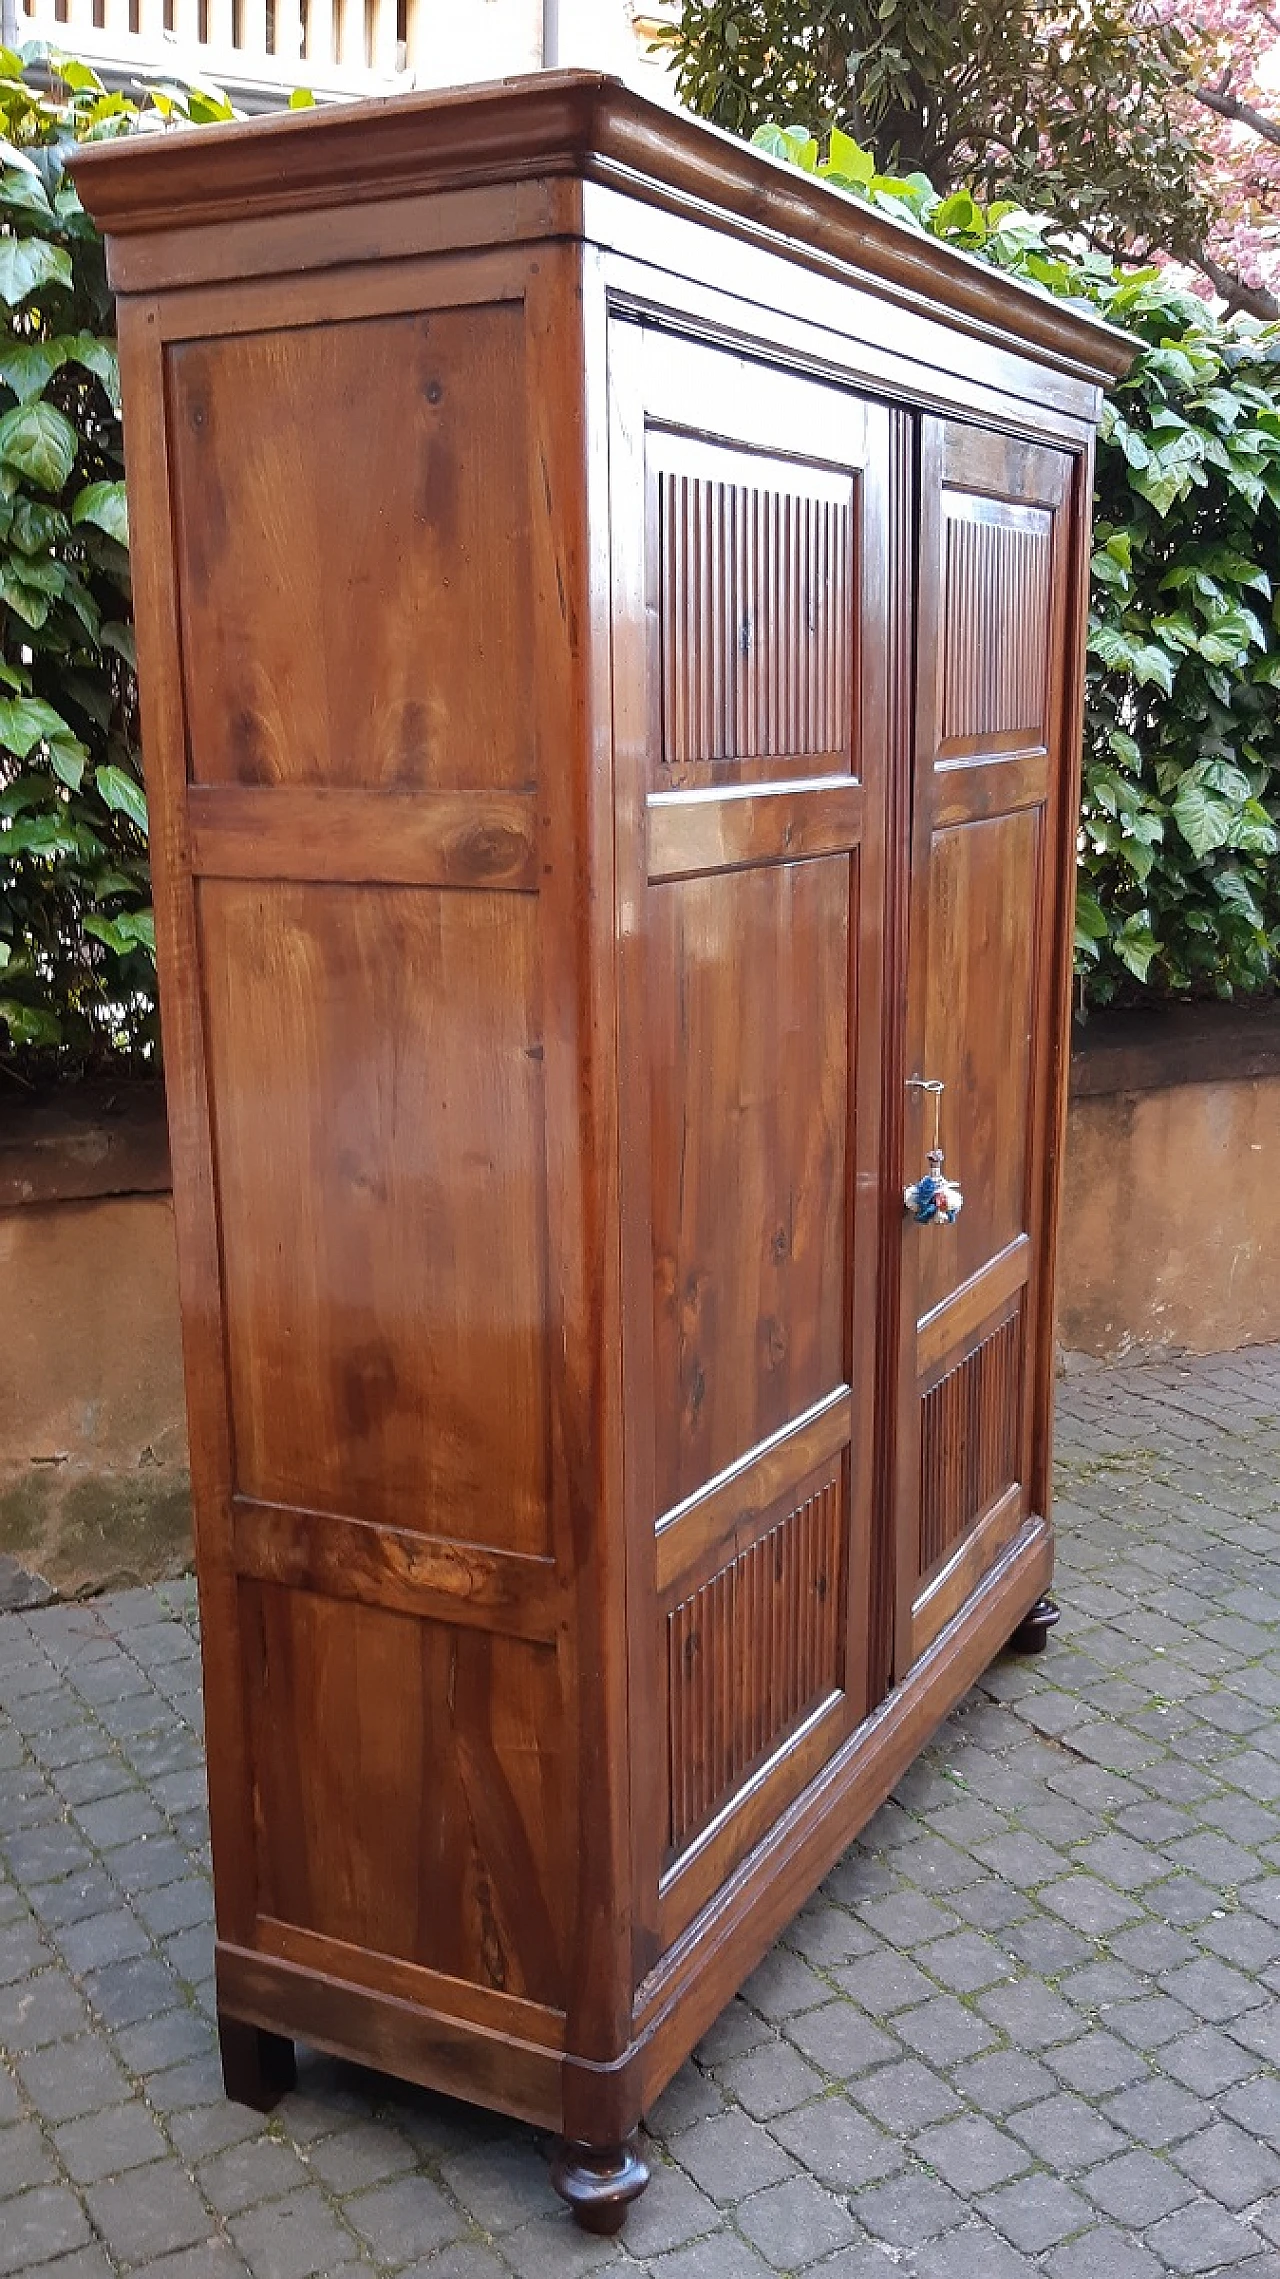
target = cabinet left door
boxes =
[119,259,597,2121]
[607,322,897,1972]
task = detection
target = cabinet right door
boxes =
[894,417,1082,1672]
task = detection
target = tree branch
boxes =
[1192,79,1280,150]
[1196,246,1280,321]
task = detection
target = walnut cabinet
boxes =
[72,77,1133,2233]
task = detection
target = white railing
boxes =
[12,0,677,108]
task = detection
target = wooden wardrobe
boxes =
[72,76,1133,2233]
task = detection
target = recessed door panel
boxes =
[649,856,851,1517]
[896,421,1078,1669]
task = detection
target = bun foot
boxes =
[1010,1596,1060,1655]
[218,2014,296,2113]
[552,2136,650,2234]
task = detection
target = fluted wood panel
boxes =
[666,1473,842,1855]
[941,507,1051,748]
[919,1309,1022,1577]
[660,471,852,766]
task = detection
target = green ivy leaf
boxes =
[72,478,127,546]
[1171,781,1236,856]
[0,398,77,490]
[0,232,71,305]
[94,763,148,836]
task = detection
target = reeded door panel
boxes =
[608,325,894,1965]
[895,419,1079,1669]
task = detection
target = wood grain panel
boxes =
[649,855,851,1516]
[655,1388,851,1592]
[216,1939,563,2131]
[913,810,1041,1325]
[917,1234,1030,1376]
[199,881,550,1555]
[253,1917,567,2048]
[667,1468,843,1858]
[167,303,533,791]
[243,1583,568,2006]
[919,1304,1022,1578]
[657,440,854,773]
[911,1483,1026,1658]
[188,787,538,891]
[939,500,1052,756]
[932,753,1048,829]
[232,1500,562,1642]
[647,781,863,883]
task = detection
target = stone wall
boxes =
[0,1086,190,1599]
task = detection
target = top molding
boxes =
[70,69,1134,386]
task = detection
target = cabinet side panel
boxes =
[144,271,582,2083]
[167,306,533,791]
[199,879,551,1555]
[243,1582,568,2006]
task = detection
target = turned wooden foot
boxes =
[218,2014,296,2113]
[1010,1596,1059,1654]
[551,2136,650,2234]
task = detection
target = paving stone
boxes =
[438,2139,560,2236]
[1045,2225,1165,2279]
[782,2003,898,2079]
[340,2173,463,2263]
[1104,2076,1209,2148]
[649,2235,776,2279]
[769,2097,905,2192]
[978,2171,1093,2253]
[1081,2148,1197,2225]
[952,2049,1059,2115]
[1173,2119,1280,2211]
[894,1991,998,2064]
[1006,2092,1128,2172]
[852,2170,967,2245]
[196,2135,313,2216]
[674,2111,798,2205]
[0,2118,57,2197]
[740,1948,830,2020]
[0,1966,90,2050]
[1047,2030,1150,2096]
[229,2186,358,2279]
[0,2185,93,2276]
[833,1950,938,2017]
[911,2219,1041,2278]
[85,2161,214,2265]
[977,1978,1087,2050]
[847,2053,962,2134]
[912,2114,1032,2193]
[499,2213,621,2279]
[1144,2198,1268,2271]
[736,2174,857,2267]
[715,2039,825,2120]
[2,2250,116,2279]
[55,2097,169,2184]
[617,2159,720,2258]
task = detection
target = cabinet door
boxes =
[894,419,1081,1671]
[608,323,895,1966]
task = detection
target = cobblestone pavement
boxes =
[3,1345,1280,2279]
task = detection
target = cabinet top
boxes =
[71,69,1132,386]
